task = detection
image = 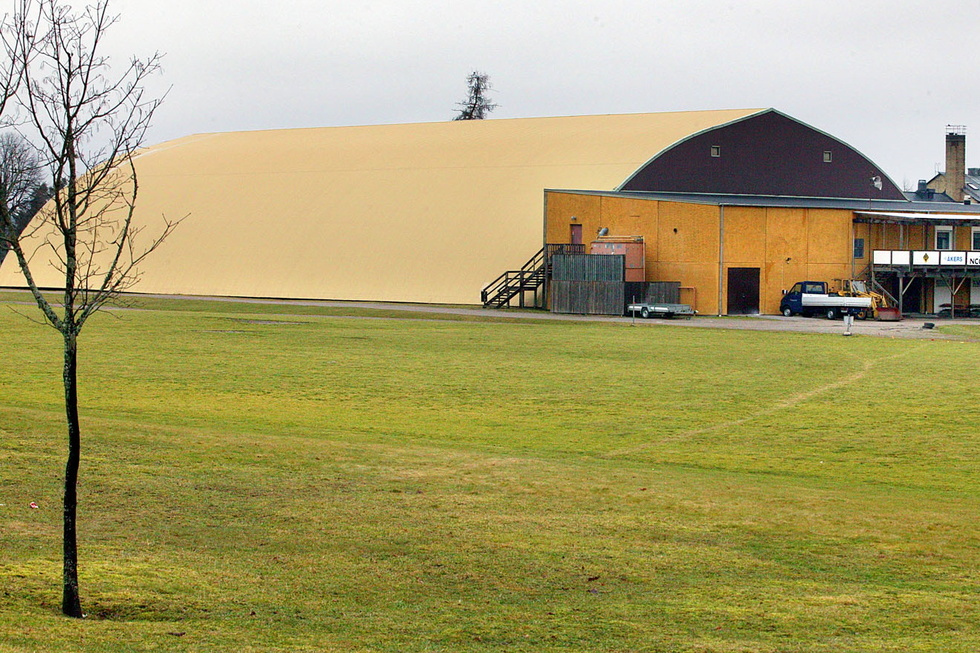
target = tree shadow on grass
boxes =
[6,589,196,623]
[84,598,213,622]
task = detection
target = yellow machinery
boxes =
[832,279,890,319]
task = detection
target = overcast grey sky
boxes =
[107,0,979,188]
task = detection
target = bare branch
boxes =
[8,236,62,329]
[1,0,174,618]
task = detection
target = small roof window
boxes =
[710,145,721,158]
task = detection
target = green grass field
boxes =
[1,294,978,651]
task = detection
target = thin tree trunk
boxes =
[61,331,83,618]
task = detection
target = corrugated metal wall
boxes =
[589,240,646,281]
[552,254,624,282]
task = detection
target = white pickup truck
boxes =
[779,281,873,319]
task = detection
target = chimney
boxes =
[946,125,967,201]
[915,179,935,200]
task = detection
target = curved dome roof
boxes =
[1,108,767,303]
[619,109,904,200]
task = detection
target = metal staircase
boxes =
[481,244,585,309]
[481,248,546,309]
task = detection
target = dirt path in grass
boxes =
[606,345,924,456]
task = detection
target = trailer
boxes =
[780,281,873,319]
[626,302,696,319]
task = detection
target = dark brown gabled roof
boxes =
[619,109,906,201]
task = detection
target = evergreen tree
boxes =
[453,71,497,120]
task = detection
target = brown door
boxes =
[570,224,583,245]
[727,267,760,315]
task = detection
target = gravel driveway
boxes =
[8,289,969,340]
[152,294,973,341]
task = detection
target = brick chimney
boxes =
[946,125,966,201]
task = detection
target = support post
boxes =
[951,275,955,318]
[898,276,904,315]
[718,206,725,316]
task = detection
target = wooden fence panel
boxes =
[549,254,643,315]
[551,281,625,315]
[644,281,681,304]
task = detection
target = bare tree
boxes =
[453,70,497,121]
[0,131,46,265]
[0,0,177,618]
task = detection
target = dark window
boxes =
[936,228,952,250]
[710,145,721,158]
[972,228,980,250]
[853,237,865,259]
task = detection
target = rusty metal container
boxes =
[590,238,645,282]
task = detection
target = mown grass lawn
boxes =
[1,295,978,651]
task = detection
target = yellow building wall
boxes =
[954,225,970,250]
[544,192,602,245]
[806,210,852,264]
[599,196,660,261]
[870,223,977,252]
[657,202,719,262]
[872,222,902,249]
[908,225,928,249]
[760,208,806,313]
[659,263,720,314]
[657,202,720,314]
[544,192,860,315]
[721,207,766,262]
[598,196,656,235]
[853,221,871,270]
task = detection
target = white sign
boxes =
[877,250,980,265]
[912,251,939,265]
[872,250,891,265]
[941,251,967,265]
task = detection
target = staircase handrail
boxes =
[481,243,585,307]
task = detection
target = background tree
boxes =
[0,131,48,265]
[0,0,176,618]
[453,70,497,121]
